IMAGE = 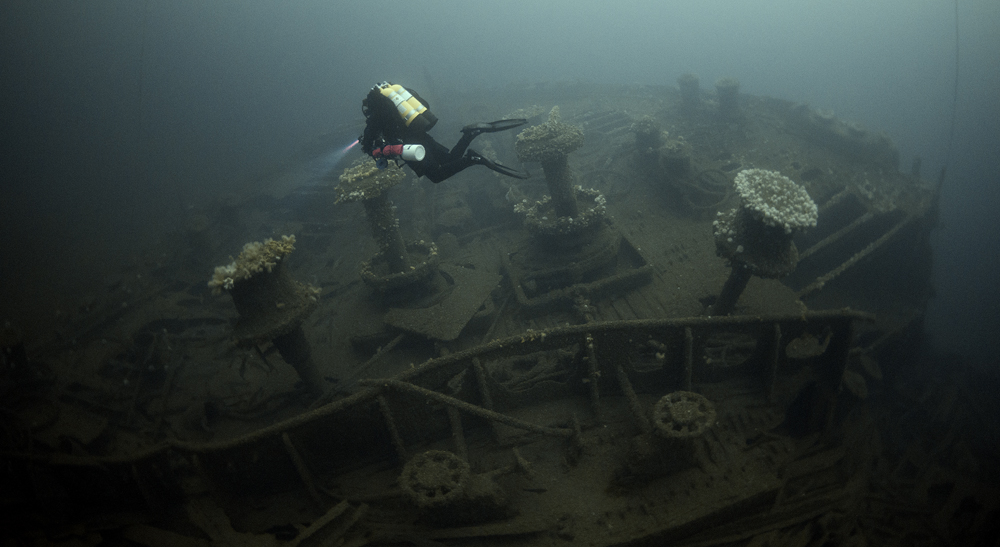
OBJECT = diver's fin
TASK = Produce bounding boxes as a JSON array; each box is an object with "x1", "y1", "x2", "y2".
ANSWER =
[
  {"x1": 468, "y1": 151, "x2": 530, "y2": 179},
  {"x1": 461, "y1": 118, "x2": 528, "y2": 137},
  {"x1": 488, "y1": 161, "x2": 530, "y2": 179}
]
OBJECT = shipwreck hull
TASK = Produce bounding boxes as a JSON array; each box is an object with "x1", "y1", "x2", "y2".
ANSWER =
[{"x1": 4, "y1": 83, "x2": 994, "y2": 546}]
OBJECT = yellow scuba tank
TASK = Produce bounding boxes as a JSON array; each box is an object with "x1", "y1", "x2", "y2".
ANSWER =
[{"x1": 376, "y1": 82, "x2": 437, "y2": 132}]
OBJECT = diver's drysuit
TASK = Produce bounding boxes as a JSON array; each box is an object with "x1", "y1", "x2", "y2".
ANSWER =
[{"x1": 359, "y1": 82, "x2": 528, "y2": 183}]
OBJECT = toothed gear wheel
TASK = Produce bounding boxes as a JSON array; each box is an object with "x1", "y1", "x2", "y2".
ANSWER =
[
  {"x1": 400, "y1": 450, "x2": 470, "y2": 508},
  {"x1": 653, "y1": 391, "x2": 716, "y2": 439}
]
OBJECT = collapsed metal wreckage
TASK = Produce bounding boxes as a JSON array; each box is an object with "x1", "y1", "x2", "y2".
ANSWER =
[{"x1": 3, "y1": 81, "x2": 996, "y2": 546}]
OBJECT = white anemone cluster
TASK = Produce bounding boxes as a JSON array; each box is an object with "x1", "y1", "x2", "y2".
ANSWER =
[
  {"x1": 335, "y1": 158, "x2": 406, "y2": 203},
  {"x1": 208, "y1": 235, "x2": 296, "y2": 294},
  {"x1": 514, "y1": 186, "x2": 606, "y2": 236},
  {"x1": 733, "y1": 169, "x2": 817, "y2": 234},
  {"x1": 712, "y1": 210, "x2": 738, "y2": 245}
]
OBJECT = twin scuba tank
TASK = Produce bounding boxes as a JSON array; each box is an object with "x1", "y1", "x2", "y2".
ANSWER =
[
  {"x1": 368, "y1": 82, "x2": 437, "y2": 166},
  {"x1": 376, "y1": 82, "x2": 438, "y2": 133}
]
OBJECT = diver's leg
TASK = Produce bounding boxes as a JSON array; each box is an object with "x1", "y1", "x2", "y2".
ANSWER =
[
  {"x1": 423, "y1": 151, "x2": 528, "y2": 182},
  {"x1": 448, "y1": 131, "x2": 478, "y2": 159},
  {"x1": 422, "y1": 156, "x2": 477, "y2": 183}
]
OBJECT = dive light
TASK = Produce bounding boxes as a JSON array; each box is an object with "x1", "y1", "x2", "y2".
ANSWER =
[{"x1": 373, "y1": 144, "x2": 425, "y2": 162}]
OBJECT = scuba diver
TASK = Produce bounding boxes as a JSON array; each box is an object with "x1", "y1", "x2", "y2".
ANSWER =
[{"x1": 359, "y1": 82, "x2": 529, "y2": 183}]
